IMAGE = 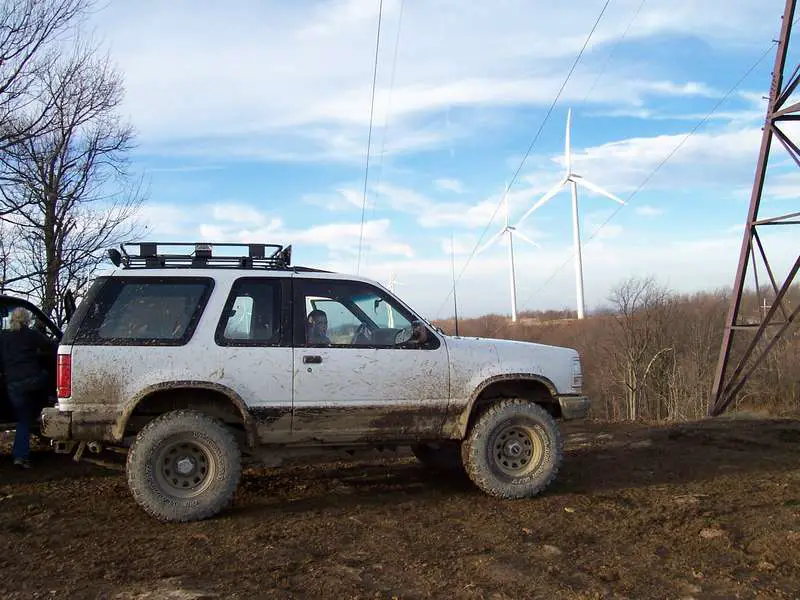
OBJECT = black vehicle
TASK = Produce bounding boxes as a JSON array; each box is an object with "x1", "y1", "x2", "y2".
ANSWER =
[{"x1": 0, "y1": 295, "x2": 63, "y2": 433}]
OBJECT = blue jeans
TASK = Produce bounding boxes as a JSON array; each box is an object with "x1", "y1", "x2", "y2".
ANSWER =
[{"x1": 7, "y1": 375, "x2": 46, "y2": 460}]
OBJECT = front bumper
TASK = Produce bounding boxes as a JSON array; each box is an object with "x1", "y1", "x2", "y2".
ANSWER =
[
  {"x1": 557, "y1": 395, "x2": 591, "y2": 420},
  {"x1": 41, "y1": 407, "x2": 119, "y2": 441}
]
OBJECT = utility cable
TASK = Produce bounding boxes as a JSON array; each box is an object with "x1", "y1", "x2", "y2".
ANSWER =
[
  {"x1": 356, "y1": 0, "x2": 385, "y2": 274},
  {"x1": 364, "y1": 0, "x2": 405, "y2": 271},
  {"x1": 579, "y1": 0, "x2": 647, "y2": 107}
]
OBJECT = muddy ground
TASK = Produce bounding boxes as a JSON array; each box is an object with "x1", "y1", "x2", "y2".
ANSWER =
[{"x1": 1, "y1": 416, "x2": 800, "y2": 599}]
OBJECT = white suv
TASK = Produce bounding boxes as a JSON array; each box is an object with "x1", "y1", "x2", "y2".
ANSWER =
[{"x1": 42, "y1": 242, "x2": 589, "y2": 522}]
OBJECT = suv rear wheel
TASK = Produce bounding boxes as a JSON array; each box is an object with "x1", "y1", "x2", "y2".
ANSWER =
[
  {"x1": 126, "y1": 409, "x2": 241, "y2": 522},
  {"x1": 461, "y1": 399, "x2": 563, "y2": 499}
]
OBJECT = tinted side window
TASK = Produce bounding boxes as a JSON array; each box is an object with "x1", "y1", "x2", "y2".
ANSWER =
[
  {"x1": 74, "y1": 277, "x2": 213, "y2": 346},
  {"x1": 61, "y1": 277, "x2": 109, "y2": 345},
  {"x1": 215, "y1": 278, "x2": 283, "y2": 346},
  {"x1": 294, "y1": 279, "x2": 437, "y2": 349}
]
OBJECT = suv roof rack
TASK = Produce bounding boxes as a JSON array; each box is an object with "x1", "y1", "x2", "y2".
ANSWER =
[{"x1": 109, "y1": 242, "x2": 295, "y2": 270}]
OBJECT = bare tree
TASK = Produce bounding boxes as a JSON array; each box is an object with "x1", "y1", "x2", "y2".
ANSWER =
[
  {"x1": 0, "y1": 45, "x2": 142, "y2": 324},
  {"x1": 0, "y1": 0, "x2": 91, "y2": 153},
  {"x1": 607, "y1": 276, "x2": 673, "y2": 420}
]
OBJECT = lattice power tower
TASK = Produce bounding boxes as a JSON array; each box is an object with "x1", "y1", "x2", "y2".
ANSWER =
[{"x1": 711, "y1": 0, "x2": 800, "y2": 415}]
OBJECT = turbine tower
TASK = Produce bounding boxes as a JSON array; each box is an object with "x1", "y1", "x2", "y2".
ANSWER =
[
  {"x1": 477, "y1": 182, "x2": 539, "y2": 322},
  {"x1": 516, "y1": 108, "x2": 625, "y2": 319},
  {"x1": 386, "y1": 271, "x2": 401, "y2": 328}
]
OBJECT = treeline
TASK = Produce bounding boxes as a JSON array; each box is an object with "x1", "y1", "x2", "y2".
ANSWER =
[{"x1": 435, "y1": 277, "x2": 800, "y2": 422}]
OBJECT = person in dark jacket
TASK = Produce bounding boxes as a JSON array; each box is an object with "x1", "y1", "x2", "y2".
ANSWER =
[{"x1": 1, "y1": 308, "x2": 54, "y2": 468}]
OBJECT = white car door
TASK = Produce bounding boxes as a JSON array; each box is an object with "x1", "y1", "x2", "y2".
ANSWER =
[
  {"x1": 291, "y1": 277, "x2": 450, "y2": 444},
  {"x1": 212, "y1": 276, "x2": 293, "y2": 443}
]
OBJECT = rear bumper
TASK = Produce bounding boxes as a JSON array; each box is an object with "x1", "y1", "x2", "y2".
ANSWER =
[
  {"x1": 557, "y1": 395, "x2": 591, "y2": 420},
  {"x1": 40, "y1": 407, "x2": 118, "y2": 441},
  {"x1": 41, "y1": 408, "x2": 71, "y2": 439}
]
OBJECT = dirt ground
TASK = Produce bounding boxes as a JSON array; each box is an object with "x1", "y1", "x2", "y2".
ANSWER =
[{"x1": 2, "y1": 416, "x2": 800, "y2": 600}]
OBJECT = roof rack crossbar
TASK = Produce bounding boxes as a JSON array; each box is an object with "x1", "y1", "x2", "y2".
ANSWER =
[{"x1": 112, "y1": 242, "x2": 293, "y2": 271}]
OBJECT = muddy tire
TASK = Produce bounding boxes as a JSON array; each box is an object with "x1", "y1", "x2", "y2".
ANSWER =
[
  {"x1": 411, "y1": 442, "x2": 463, "y2": 471},
  {"x1": 462, "y1": 399, "x2": 563, "y2": 499},
  {"x1": 126, "y1": 409, "x2": 241, "y2": 523}
]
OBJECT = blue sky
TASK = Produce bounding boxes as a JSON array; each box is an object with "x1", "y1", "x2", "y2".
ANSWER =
[{"x1": 89, "y1": 0, "x2": 799, "y2": 319}]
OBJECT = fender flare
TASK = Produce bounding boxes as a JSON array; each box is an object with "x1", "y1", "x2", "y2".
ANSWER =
[
  {"x1": 452, "y1": 373, "x2": 559, "y2": 438},
  {"x1": 116, "y1": 381, "x2": 257, "y2": 447}
]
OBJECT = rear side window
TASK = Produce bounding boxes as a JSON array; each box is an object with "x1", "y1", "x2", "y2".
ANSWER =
[
  {"x1": 74, "y1": 277, "x2": 213, "y2": 346},
  {"x1": 215, "y1": 278, "x2": 284, "y2": 346}
]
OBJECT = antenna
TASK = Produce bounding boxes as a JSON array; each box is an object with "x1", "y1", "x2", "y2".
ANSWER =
[{"x1": 451, "y1": 233, "x2": 460, "y2": 336}]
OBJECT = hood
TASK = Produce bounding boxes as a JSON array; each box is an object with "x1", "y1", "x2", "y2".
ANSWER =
[{"x1": 443, "y1": 335, "x2": 579, "y2": 396}]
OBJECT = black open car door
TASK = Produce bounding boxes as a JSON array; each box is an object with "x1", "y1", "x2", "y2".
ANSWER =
[{"x1": 0, "y1": 296, "x2": 62, "y2": 430}]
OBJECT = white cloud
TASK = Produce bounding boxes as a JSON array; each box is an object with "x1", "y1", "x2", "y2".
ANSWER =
[
  {"x1": 209, "y1": 203, "x2": 277, "y2": 226},
  {"x1": 434, "y1": 178, "x2": 465, "y2": 193},
  {"x1": 90, "y1": 1, "x2": 778, "y2": 161},
  {"x1": 762, "y1": 170, "x2": 800, "y2": 201},
  {"x1": 522, "y1": 126, "x2": 765, "y2": 198},
  {"x1": 303, "y1": 188, "x2": 366, "y2": 212},
  {"x1": 138, "y1": 204, "x2": 186, "y2": 236},
  {"x1": 137, "y1": 201, "x2": 412, "y2": 260},
  {"x1": 639, "y1": 81, "x2": 719, "y2": 98},
  {"x1": 635, "y1": 205, "x2": 664, "y2": 217}
]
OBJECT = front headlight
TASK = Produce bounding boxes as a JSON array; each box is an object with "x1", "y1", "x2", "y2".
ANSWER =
[{"x1": 572, "y1": 356, "x2": 583, "y2": 393}]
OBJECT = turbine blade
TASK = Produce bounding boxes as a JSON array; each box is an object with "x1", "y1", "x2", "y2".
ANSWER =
[
  {"x1": 575, "y1": 176, "x2": 626, "y2": 204},
  {"x1": 565, "y1": 108, "x2": 572, "y2": 174},
  {"x1": 476, "y1": 229, "x2": 505, "y2": 255},
  {"x1": 515, "y1": 179, "x2": 566, "y2": 228},
  {"x1": 514, "y1": 230, "x2": 540, "y2": 248}
]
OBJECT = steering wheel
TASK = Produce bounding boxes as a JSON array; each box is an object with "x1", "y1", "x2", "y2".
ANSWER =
[
  {"x1": 394, "y1": 326, "x2": 414, "y2": 346},
  {"x1": 352, "y1": 323, "x2": 373, "y2": 345}
]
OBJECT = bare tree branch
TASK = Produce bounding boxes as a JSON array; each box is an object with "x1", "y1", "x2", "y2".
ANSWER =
[
  {"x1": 0, "y1": 41, "x2": 143, "y2": 324},
  {"x1": 0, "y1": 0, "x2": 93, "y2": 151}
]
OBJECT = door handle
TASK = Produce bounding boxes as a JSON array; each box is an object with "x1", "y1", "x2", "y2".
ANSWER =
[{"x1": 303, "y1": 355, "x2": 323, "y2": 364}]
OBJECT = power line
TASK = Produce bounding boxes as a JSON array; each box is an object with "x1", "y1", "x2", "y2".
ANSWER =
[
  {"x1": 364, "y1": 0, "x2": 405, "y2": 271},
  {"x1": 356, "y1": 0, "x2": 385, "y2": 274},
  {"x1": 579, "y1": 0, "x2": 647, "y2": 107},
  {"x1": 503, "y1": 39, "x2": 778, "y2": 329},
  {"x1": 433, "y1": 0, "x2": 614, "y2": 318}
]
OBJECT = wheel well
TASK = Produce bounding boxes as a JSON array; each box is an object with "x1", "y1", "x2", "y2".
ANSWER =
[
  {"x1": 125, "y1": 388, "x2": 250, "y2": 446},
  {"x1": 466, "y1": 379, "x2": 560, "y2": 434}
]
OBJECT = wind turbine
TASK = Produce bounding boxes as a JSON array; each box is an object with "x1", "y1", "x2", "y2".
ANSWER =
[
  {"x1": 515, "y1": 108, "x2": 626, "y2": 320},
  {"x1": 477, "y1": 182, "x2": 539, "y2": 322}
]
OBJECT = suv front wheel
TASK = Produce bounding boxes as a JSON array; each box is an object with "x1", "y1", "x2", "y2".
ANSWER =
[
  {"x1": 126, "y1": 409, "x2": 241, "y2": 522},
  {"x1": 461, "y1": 399, "x2": 563, "y2": 499}
]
